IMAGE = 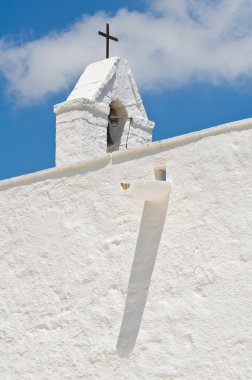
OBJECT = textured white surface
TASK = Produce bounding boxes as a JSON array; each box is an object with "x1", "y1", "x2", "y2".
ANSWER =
[
  {"x1": 0, "y1": 121, "x2": 252, "y2": 379},
  {"x1": 67, "y1": 57, "x2": 119, "y2": 101},
  {"x1": 54, "y1": 57, "x2": 154, "y2": 166}
]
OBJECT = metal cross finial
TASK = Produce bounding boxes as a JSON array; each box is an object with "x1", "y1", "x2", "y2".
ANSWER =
[{"x1": 98, "y1": 23, "x2": 118, "y2": 59}]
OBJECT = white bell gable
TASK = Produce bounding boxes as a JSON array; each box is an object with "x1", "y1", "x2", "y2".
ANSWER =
[{"x1": 54, "y1": 57, "x2": 154, "y2": 166}]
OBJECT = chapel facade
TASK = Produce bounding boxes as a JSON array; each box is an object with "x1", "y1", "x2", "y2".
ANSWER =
[{"x1": 0, "y1": 56, "x2": 251, "y2": 379}]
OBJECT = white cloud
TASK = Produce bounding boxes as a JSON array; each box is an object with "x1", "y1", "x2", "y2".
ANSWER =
[{"x1": 1, "y1": 0, "x2": 252, "y2": 103}]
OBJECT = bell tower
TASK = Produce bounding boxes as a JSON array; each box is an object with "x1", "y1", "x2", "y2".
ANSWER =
[{"x1": 54, "y1": 56, "x2": 154, "y2": 167}]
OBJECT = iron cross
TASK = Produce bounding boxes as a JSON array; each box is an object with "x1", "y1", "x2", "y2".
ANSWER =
[{"x1": 98, "y1": 23, "x2": 118, "y2": 59}]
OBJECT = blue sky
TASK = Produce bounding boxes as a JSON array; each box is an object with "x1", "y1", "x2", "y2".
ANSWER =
[{"x1": 1, "y1": 0, "x2": 252, "y2": 180}]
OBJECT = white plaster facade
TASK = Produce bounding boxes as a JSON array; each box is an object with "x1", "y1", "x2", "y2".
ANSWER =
[{"x1": 0, "y1": 57, "x2": 252, "y2": 379}]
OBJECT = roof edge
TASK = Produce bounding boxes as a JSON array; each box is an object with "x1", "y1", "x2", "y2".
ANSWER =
[{"x1": 1, "y1": 117, "x2": 252, "y2": 190}]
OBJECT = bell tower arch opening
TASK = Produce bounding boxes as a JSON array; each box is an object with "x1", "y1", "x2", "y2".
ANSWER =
[{"x1": 107, "y1": 101, "x2": 128, "y2": 152}]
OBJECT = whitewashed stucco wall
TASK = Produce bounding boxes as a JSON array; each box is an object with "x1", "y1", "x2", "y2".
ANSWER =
[{"x1": 0, "y1": 122, "x2": 252, "y2": 379}]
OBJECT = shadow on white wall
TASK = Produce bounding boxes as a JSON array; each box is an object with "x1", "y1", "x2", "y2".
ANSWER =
[{"x1": 117, "y1": 181, "x2": 170, "y2": 356}]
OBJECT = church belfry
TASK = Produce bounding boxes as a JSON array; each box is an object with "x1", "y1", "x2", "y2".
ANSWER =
[
  {"x1": 54, "y1": 56, "x2": 154, "y2": 167},
  {"x1": 107, "y1": 101, "x2": 131, "y2": 152}
]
